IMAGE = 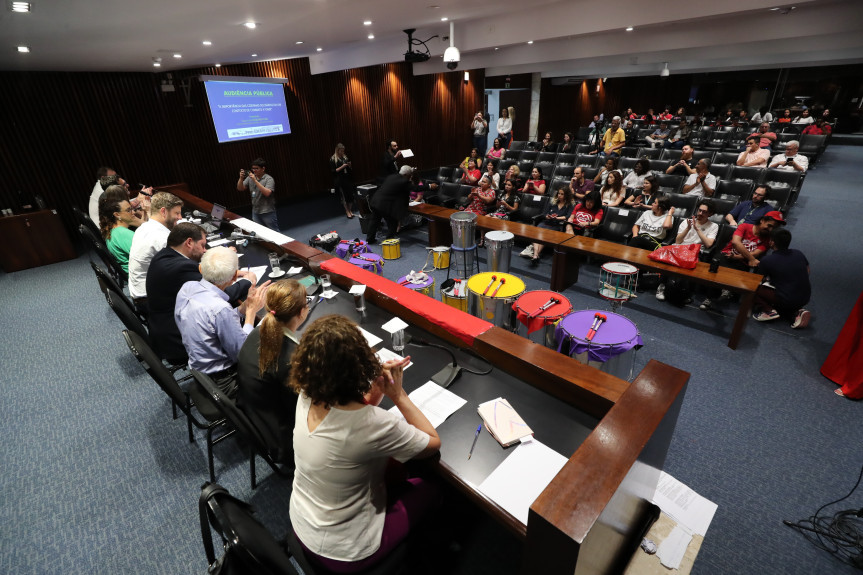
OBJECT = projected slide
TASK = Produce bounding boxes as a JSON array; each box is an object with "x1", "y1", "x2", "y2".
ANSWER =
[{"x1": 204, "y1": 81, "x2": 291, "y2": 143}]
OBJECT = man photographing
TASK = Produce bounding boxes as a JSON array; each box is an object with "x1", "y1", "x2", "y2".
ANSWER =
[{"x1": 237, "y1": 158, "x2": 278, "y2": 231}]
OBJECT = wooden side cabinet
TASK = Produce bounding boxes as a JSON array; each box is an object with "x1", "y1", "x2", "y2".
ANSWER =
[{"x1": 0, "y1": 210, "x2": 77, "y2": 272}]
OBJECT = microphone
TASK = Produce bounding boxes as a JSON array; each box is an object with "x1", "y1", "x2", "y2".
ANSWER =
[
  {"x1": 410, "y1": 336, "x2": 462, "y2": 388},
  {"x1": 230, "y1": 230, "x2": 259, "y2": 241},
  {"x1": 193, "y1": 209, "x2": 209, "y2": 219}
]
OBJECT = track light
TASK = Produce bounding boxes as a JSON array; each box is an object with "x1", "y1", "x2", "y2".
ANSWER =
[{"x1": 660, "y1": 62, "x2": 670, "y2": 77}]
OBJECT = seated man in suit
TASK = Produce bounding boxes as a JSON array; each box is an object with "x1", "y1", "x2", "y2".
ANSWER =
[
  {"x1": 147, "y1": 223, "x2": 254, "y2": 363},
  {"x1": 175, "y1": 247, "x2": 270, "y2": 396}
]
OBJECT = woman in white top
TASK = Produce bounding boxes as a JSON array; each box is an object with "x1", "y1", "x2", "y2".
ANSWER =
[
  {"x1": 480, "y1": 159, "x2": 500, "y2": 189},
  {"x1": 497, "y1": 107, "x2": 514, "y2": 148},
  {"x1": 622, "y1": 158, "x2": 650, "y2": 192},
  {"x1": 792, "y1": 109, "x2": 814, "y2": 125},
  {"x1": 289, "y1": 315, "x2": 441, "y2": 573},
  {"x1": 630, "y1": 196, "x2": 675, "y2": 251},
  {"x1": 599, "y1": 170, "x2": 625, "y2": 207}
]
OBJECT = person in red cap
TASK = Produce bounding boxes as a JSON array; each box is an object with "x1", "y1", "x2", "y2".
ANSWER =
[{"x1": 699, "y1": 211, "x2": 784, "y2": 310}]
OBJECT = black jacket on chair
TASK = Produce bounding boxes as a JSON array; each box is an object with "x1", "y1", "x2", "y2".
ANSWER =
[{"x1": 146, "y1": 247, "x2": 251, "y2": 363}]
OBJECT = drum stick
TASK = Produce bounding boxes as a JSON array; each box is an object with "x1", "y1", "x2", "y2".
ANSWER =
[
  {"x1": 490, "y1": 277, "x2": 506, "y2": 297},
  {"x1": 454, "y1": 279, "x2": 462, "y2": 297},
  {"x1": 482, "y1": 275, "x2": 498, "y2": 296},
  {"x1": 528, "y1": 297, "x2": 558, "y2": 319},
  {"x1": 587, "y1": 313, "x2": 608, "y2": 341},
  {"x1": 586, "y1": 312, "x2": 602, "y2": 340}
]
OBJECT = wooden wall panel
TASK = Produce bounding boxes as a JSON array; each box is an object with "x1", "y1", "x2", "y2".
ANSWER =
[{"x1": 0, "y1": 60, "x2": 482, "y2": 247}]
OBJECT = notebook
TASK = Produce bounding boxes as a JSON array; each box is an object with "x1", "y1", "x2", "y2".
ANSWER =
[{"x1": 477, "y1": 398, "x2": 533, "y2": 447}]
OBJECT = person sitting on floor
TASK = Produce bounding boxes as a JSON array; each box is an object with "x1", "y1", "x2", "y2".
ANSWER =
[
  {"x1": 175, "y1": 246, "x2": 270, "y2": 397},
  {"x1": 629, "y1": 196, "x2": 674, "y2": 251},
  {"x1": 753, "y1": 228, "x2": 811, "y2": 329},
  {"x1": 681, "y1": 159, "x2": 717, "y2": 199},
  {"x1": 737, "y1": 137, "x2": 770, "y2": 167},
  {"x1": 530, "y1": 186, "x2": 574, "y2": 264},
  {"x1": 768, "y1": 140, "x2": 809, "y2": 172},
  {"x1": 725, "y1": 185, "x2": 773, "y2": 227},
  {"x1": 565, "y1": 190, "x2": 603, "y2": 236},
  {"x1": 288, "y1": 315, "x2": 441, "y2": 574},
  {"x1": 237, "y1": 279, "x2": 309, "y2": 462}
]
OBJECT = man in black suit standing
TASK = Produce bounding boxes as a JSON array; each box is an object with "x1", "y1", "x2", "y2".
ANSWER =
[
  {"x1": 146, "y1": 223, "x2": 254, "y2": 363},
  {"x1": 366, "y1": 166, "x2": 413, "y2": 245}
]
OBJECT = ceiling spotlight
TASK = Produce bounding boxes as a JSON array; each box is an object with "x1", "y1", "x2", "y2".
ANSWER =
[
  {"x1": 251, "y1": 53, "x2": 258, "y2": 57},
  {"x1": 316, "y1": 47, "x2": 322, "y2": 52},
  {"x1": 368, "y1": 34, "x2": 374, "y2": 39},
  {"x1": 17, "y1": 45, "x2": 30, "y2": 53},
  {"x1": 626, "y1": 26, "x2": 634, "y2": 32},
  {"x1": 527, "y1": 40, "x2": 533, "y2": 44},
  {"x1": 215, "y1": 63, "x2": 221, "y2": 68},
  {"x1": 244, "y1": 21, "x2": 256, "y2": 29},
  {"x1": 494, "y1": 47, "x2": 499, "y2": 51},
  {"x1": 363, "y1": 20, "x2": 372, "y2": 25},
  {"x1": 11, "y1": 2, "x2": 31, "y2": 12},
  {"x1": 660, "y1": 62, "x2": 670, "y2": 77},
  {"x1": 153, "y1": 62, "x2": 160, "y2": 67},
  {"x1": 295, "y1": 41, "x2": 303, "y2": 45},
  {"x1": 441, "y1": 17, "x2": 448, "y2": 21},
  {"x1": 202, "y1": 40, "x2": 212, "y2": 46}
]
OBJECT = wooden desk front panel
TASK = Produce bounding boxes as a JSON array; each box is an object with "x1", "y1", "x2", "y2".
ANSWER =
[{"x1": 0, "y1": 210, "x2": 76, "y2": 272}]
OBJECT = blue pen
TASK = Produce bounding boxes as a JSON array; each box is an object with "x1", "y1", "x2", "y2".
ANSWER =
[{"x1": 468, "y1": 423, "x2": 482, "y2": 460}]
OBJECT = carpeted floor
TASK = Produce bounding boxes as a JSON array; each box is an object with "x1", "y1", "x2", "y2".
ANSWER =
[{"x1": 0, "y1": 146, "x2": 861, "y2": 574}]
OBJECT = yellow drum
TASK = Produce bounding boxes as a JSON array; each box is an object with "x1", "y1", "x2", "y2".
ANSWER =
[
  {"x1": 441, "y1": 279, "x2": 468, "y2": 312},
  {"x1": 466, "y1": 272, "x2": 526, "y2": 330},
  {"x1": 432, "y1": 246, "x2": 450, "y2": 269},
  {"x1": 381, "y1": 238, "x2": 401, "y2": 260}
]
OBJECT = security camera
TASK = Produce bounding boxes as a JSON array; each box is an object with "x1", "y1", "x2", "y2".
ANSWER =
[{"x1": 444, "y1": 46, "x2": 460, "y2": 70}]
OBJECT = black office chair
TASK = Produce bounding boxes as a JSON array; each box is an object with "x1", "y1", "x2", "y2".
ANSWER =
[
  {"x1": 555, "y1": 153, "x2": 576, "y2": 166},
  {"x1": 192, "y1": 370, "x2": 293, "y2": 489},
  {"x1": 715, "y1": 179, "x2": 753, "y2": 201},
  {"x1": 596, "y1": 206, "x2": 640, "y2": 244},
  {"x1": 434, "y1": 166, "x2": 453, "y2": 184},
  {"x1": 655, "y1": 174, "x2": 685, "y2": 195},
  {"x1": 637, "y1": 147, "x2": 661, "y2": 160},
  {"x1": 618, "y1": 146, "x2": 639, "y2": 158},
  {"x1": 763, "y1": 169, "x2": 803, "y2": 205},
  {"x1": 618, "y1": 157, "x2": 638, "y2": 173},
  {"x1": 574, "y1": 127, "x2": 592, "y2": 143},
  {"x1": 703, "y1": 131, "x2": 730, "y2": 151},
  {"x1": 691, "y1": 150, "x2": 716, "y2": 163},
  {"x1": 536, "y1": 152, "x2": 557, "y2": 165},
  {"x1": 708, "y1": 198, "x2": 739, "y2": 224},
  {"x1": 73, "y1": 205, "x2": 100, "y2": 241},
  {"x1": 199, "y1": 482, "x2": 300, "y2": 575},
  {"x1": 575, "y1": 143, "x2": 594, "y2": 155},
  {"x1": 764, "y1": 185, "x2": 793, "y2": 213},
  {"x1": 517, "y1": 160, "x2": 535, "y2": 176},
  {"x1": 575, "y1": 154, "x2": 599, "y2": 168},
  {"x1": 426, "y1": 182, "x2": 460, "y2": 208},
  {"x1": 508, "y1": 140, "x2": 527, "y2": 152},
  {"x1": 713, "y1": 151, "x2": 740, "y2": 166},
  {"x1": 513, "y1": 194, "x2": 550, "y2": 225},
  {"x1": 660, "y1": 149, "x2": 682, "y2": 162},
  {"x1": 731, "y1": 166, "x2": 766, "y2": 185},
  {"x1": 79, "y1": 224, "x2": 128, "y2": 289},
  {"x1": 665, "y1": 193, "x2": 699, "y2": 219},
  {"x1": 708, "y1": 164, "x2": 733, "y2": 181},
  {"x1": 91, "y1": 261, "x2": 137, "y2": 316},
  {"x1": 449, "y1": 167, "x2": 464, "y2": 184},
  {"x1": 552, "y1": 165, "x2": 575, "y2": 182},
  {"x1": 497, "y1": 158, "x2": 516, "y2": 173},
  {"x1": 123, "y1": 330, "x2": 234, "y2": 482},
  {"x1": 648, "y1": 159, "x2": 671, "y2": 174}
]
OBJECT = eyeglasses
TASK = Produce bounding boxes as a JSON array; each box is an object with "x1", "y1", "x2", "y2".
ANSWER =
[{"x1": 696, "y1": 208, "x2": 710, "y2": 214}]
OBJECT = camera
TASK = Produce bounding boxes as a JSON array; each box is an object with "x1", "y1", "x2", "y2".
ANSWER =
[{"x1": 444, "y1": 46, "x2": 460, "y2": 70}]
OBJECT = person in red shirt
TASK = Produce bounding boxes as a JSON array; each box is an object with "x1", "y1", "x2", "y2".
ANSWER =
[
  {"x1": 777, "y1": 109, "x2": 792, "y2": 123},
  {"x1": 700, "y1": 211, "x2": 785, "y2": 310},
  {"x1": 460, "y1": 159, "x2": 481, "y2": 186},
  {"x1": 748, "y1": 122, "x2": 777, "y2": 149},
  {"x1": 802, "y1": 118, "x2": 832, "y2": 135}
]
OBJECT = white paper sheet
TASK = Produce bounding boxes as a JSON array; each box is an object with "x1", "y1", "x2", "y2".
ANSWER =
[
  {"x1": 651, "y1": 471, "x2": 718, "y2": 537},
  {"x1": 231, "y1": 217, "x2": 294, "y2": 245},
  {"x1": 381, "y1": 317, "x2": 409, "y2": 333},
  {"x1": 387, "y1": 381, "x2": 466, "y2": 428},
  {"x1": 349, "y1": 284, "x2": 367, "y2": 296},
  {"x1": 657, "y1": 525, "x2": 692, "y2": 569},
  {"x1": 375, "y1": 347, "x2": 413, "y2": 370},
  {"x1": 400, "y1": 149, "x2": 414, "y2": 158},
  {"x1": 478, "y1": 440, "x2": 568, "y2": 526},
  {"x1": 207, "y1": 238, "x2": 231, "y2": 247},
  {"x1": 358, "y1": 327, "x2": 382, "y2": 348},
  {"x1": 287, "y1": 266, "x2": 303, "y2": 275},
  {"x1": 238, "y1": 266, "x2": 268, "y2": 284}
]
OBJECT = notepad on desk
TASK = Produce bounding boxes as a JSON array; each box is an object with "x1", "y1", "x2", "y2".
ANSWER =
[
  {"x1": 388, "y1": 381, "x2": 466, "y2": 428},
  {"x1": 477, "y1": 398, "x2": 533, "y2": 447}
]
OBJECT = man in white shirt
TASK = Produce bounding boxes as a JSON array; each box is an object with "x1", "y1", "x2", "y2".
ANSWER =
[
  {"x1": 681, "y1": 159, "x2": 717, "y2": 198},
  {"x1": 768, "y1": 140, "x2": 808, "y2": 172},
  {"x1": 127, "y1": 192, "x2": 184, "y2": 312}
]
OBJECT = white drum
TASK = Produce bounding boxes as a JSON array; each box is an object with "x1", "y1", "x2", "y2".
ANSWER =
[
  {"x1": 484, "y1": 230, "x2": 514, "y2": 273},
  {"x1": 599, "y1": 262, "x2": 638, "y2": 311},
  {"x1": 450, "y1": 211, "x2": 477, "y2": 250}
]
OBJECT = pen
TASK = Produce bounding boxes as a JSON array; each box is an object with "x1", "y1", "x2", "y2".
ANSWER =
[{"x1": 468, "y1": 423, "x2": 482, "y2": 460}]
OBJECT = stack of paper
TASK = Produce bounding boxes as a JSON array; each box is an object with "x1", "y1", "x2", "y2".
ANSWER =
[
  {"x1": 477, "y1": 398, "x2": 533, "y2": 446},
  {"x1": 231, "y1": 217, "x2": 294, "y2": 245},
  {"x1": 387, "y1": 381, "x2": 466, "y2": 428}
]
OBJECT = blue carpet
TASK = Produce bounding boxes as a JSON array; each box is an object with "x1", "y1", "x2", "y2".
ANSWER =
[{"x1": 1, "y1": 147, "x2": 861, "y2": 574}]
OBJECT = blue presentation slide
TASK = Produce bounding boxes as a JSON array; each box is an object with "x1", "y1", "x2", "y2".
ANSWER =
[{"x1": 204, "y1": 81, "x2": 291, "y2": 143}]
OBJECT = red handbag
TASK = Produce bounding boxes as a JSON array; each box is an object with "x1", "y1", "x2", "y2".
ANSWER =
[{"x1": 647, "y1": 243, "x2": 700, "y2": 269}]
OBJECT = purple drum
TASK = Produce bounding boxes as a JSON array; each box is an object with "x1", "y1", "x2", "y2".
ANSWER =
[
  {"x1": 349, "y1": 253, "x2": 384, "y2": 275},
  {"x1": 336, "y1": 240, "x2": 370, "y2": 260},
  {"x1": 397, "y1": 274, "x2": 435, "y2": 297},
  {"x1": 555, "y1": 309, "x2": 643, "y2": 381}
]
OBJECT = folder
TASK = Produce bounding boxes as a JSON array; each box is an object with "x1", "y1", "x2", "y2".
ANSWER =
[{"x1": 477, "y1": 398, "x2": 533, "y2": 447}]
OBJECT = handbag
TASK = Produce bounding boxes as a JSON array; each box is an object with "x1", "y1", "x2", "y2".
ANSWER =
[{"x1": 647, "y1": 243, "x2": 700, "y2": 269}]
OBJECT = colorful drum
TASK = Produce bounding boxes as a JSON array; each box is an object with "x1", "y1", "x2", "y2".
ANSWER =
[
  {"x1": 432, "y1": 246, "x2": 450, "y2": 269},
  {"x1": 599, "y1": 262, "x2": 639, "y2": 308},
  {"x1": 466, "y1": 272, "x2": 526, "y2": 330},
  {"x1": 398, "y1": 274, "x2": 435, "y2": 297},
  {"x1": 441, "y1": 280, "x2": 468, "y2": 312},
  {"x1": 555, "y1": 310, "x2": 643, "y2": 381},
  {"x1": 450, "y1": 211, "x2": 477, "y2": 250},
  {"x1": 381, "y1": 238, "x2": 401, "y2": 260},
  {"x1": 348, "y1": 253, "x2": 384, "y2": 275},
  {"x1": 484, "y1": 230, "x2": 514, "y2": 273},
  {"x1": 335, "y1": 240, "x2": 370, "y2": 260},
  {"x1": 513, "y1": 290, "x2": 573, "y2": 348}
]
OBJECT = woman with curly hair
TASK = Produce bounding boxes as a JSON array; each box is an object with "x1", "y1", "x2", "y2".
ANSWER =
[
  {"x1": 289, "y1": 315, "x2": 441, "y2": 573},
  {"x1": 236, "y1": 279, "x2": 308, "y2": 461},
  {"x1": 98, "y1": 185, "x2": 144, "y2": 273}
]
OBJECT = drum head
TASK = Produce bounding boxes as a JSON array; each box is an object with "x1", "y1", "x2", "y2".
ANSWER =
[
  {"x1": 485, "y1": 230, "x2": 514, "y2": 242},
  {"x1": 450, "y1": 211, "x2": 477, "y2": 223},
  {"x1": 467, "y1": 272, "x2": 526, "y2": 298},
  {"x1": 601, "y1": 261, "x2": 638, "y2": 275},
  {"x1": 432, "y1": 246, "x2": 450, "y2": 253}
]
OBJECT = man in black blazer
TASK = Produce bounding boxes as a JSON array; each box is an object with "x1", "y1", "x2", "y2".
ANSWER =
[
  {"x1": 146, "y1": 223, "x2": 253, "y2": 363},
  {"x1": 366, "y1": 166, "x2": 413, "y2": 245}
]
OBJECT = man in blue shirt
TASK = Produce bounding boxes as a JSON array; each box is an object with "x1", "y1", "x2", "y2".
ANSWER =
[
  {"x1": 725, "y1": 185, "x2": 773, "y2": 227},
  {"x1": 175, "y1": 246, "x2": 270, "y2": 396}
]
